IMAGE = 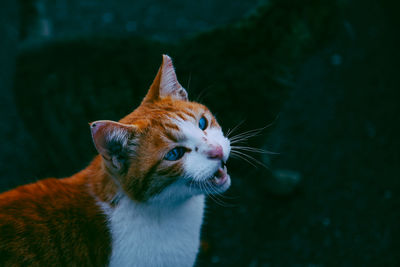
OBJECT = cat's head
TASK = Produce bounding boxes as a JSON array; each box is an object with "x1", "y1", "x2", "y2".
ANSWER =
[{"x1": 90, "y1": 55, "x2": 231, "y2": 202}]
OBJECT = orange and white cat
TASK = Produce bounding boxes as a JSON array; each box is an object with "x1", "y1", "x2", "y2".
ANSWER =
[{"x1": 0, "y1": 55, "x2": 231, "y2": 266}]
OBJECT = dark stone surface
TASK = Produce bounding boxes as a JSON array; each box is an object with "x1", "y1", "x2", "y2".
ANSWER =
[
  {"x1": 20, "y1": 0, "x2": 260, "y2": 42},
  {"x1": 1, "y1": 0, "x2": 399, "y2": 266},
  {"x1": 0, "y1": 0, "x2": 36, "y2": 189}
]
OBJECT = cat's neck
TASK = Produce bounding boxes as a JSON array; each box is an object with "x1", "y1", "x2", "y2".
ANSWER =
[{"x1": 64, "y1": 156, "x2": 119, "y2": 205}]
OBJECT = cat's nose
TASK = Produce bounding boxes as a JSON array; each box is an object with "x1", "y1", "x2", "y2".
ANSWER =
[{"x1": 207, "y1": 145, "x2": 223, "y2": 160}]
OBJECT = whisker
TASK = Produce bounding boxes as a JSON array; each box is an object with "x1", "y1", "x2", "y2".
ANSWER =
[
  {"x1": 230, "y1": 134, "x2": 263, "y2": 145},
  {"x1": 230, "y1": 152, "x2": 258, "y2": 168},
  {"x1": 200, "y1": 181, "x2": 221, "y2": 206},
  {"x1": 204, "y1": 183, "x2": 232, "y2": 207},
  {"x1": 227, "y1": 118, "x2": 279, "y2": 169},
  {"x1": 231, "y1": 150, "x2": 269, "y2": 169},
  {"x1": 226, "y1": 120, "x2": 245, "y2": 138},
  {"x1": 207, "y1": 183, "x2": 235, "y2": 201},
  {"x1": 228, "y1": 118, "x2": 278, "y2": 142},
  {"x1": 210, "y1": 189, "x2": 237, "y2": 200},
  {"x1": 230, "y1": 136, "x2": 262, "y2": 145},
  {"x1": 229, "y1": 129, "x2": 264, "y2": 141},
  {"x1": 231, "y1": 146, "x2": 266, "y2": 153},
  {"x1": 231, "y1": 146, "x2": 279, "y2": 155},
  {"x1": 229, "y1": 132, "x2": 264, "y2": 143}
]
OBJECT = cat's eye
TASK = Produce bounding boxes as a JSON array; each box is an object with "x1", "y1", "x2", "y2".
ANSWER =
[
  {"x1": 199, "y1": 117, "x2": 208, "y2": 130},
  {"x1": 164, "y1": 147, "x2": 186, "y2": 161}
]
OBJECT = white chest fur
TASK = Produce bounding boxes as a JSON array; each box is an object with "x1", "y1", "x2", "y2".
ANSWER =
[{"x1": 102, "y1": 194, "x2": 205, "y2": 267}]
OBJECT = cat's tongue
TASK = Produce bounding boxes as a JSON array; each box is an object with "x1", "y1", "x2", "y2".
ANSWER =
[{"x1": 212, "y1": 165, "x2": 228, "y2": 185}]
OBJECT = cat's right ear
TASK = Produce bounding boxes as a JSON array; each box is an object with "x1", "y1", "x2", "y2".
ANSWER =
[
  {"x1": 142, "y1": 54, "x2": 188, "y2": 103},
  {"x1": 90, "y1": 120, "x2": 136, "y2": 173}
]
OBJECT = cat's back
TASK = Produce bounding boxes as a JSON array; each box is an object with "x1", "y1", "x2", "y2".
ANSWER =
[{"x1": 0, "y1": 178, "x2": 111, "y2": 266}]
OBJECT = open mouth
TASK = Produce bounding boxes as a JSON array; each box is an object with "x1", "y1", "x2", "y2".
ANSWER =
[
  {"x1": 207, "y1": 161, "x2": 229, "y2": 186},
  {"x1": 186, "y1": 160, "x2": 231, "y2": 193}
]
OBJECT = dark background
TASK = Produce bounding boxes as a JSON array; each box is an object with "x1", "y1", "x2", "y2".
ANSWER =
[{"x1": 1, "y1": 0, "x2": 399, "y2": 266}]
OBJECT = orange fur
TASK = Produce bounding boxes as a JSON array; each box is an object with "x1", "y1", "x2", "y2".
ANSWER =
[
  {"x1": 0, "y1": 170, "x2": 111, "y2": 265},
  {"x1": 0, "y1": 55, "x2": 222, "y2": 265}
]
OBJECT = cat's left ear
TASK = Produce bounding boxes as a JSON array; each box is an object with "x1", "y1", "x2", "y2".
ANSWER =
[
  {"x1": 90, "y1": 120, "x2": 137, "y2": 173},
  {"x1": 143, "y1": 54, "x2": 188, "y2": 103}
]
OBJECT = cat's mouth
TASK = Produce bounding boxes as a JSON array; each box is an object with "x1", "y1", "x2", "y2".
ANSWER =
[
  {"x1": 200, "y1": 160, "x2": 231, "y2": 192},
  {"x1": 208, "y1": 161, "x2": 229, "y2": 186},
  {"x1": 186, "y1": 160, "x2": 231, "y2": 193}
]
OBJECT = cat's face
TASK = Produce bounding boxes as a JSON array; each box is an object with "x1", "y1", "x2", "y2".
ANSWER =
[{"x1": 91, "y1": 55, "x2": 231, "y2": 202}]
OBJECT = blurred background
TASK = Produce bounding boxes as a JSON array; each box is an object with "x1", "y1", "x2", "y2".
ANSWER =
[{"x1": 0, "y1": 0, "x2": 399, "y2": 265}]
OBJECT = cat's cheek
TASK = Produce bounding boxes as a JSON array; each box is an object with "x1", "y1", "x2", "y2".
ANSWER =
[{"x1": 182, "y1": 153, "x2": 219, "y2": 182}]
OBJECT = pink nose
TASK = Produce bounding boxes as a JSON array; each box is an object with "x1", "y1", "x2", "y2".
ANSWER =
[{"x1": 207, "y1": 145, "x2": 224, "y2": 160}]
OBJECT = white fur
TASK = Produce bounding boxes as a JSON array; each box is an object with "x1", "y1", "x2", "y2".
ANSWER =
[
  {"x1": 175, "y1": 119, "x2": 231, "y2": 182},
  {"x1": 101, "y1": 193, "x2": 205, "y2": 267},
  {"x1": 99, "y1": 114, "x2": 230, "y2": 267}
]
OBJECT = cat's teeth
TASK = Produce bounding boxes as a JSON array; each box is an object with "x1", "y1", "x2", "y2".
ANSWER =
[{"x1": 210, "y1": 166, "x2": 228, "y2": 186}]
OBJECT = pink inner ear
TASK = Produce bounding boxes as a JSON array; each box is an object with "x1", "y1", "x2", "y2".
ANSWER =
[
  {"x1": 142, "y1": 55, "x2": 188, "y2": 103},
  {"x1": 163, "y1": 56, "x2": 174, "y2": 70},
  {"x1": 159, "y1": 55, "x2": 185, "y2": 98},
  {"x1": 90, "y1": 121, "x2": 111, "y2": 159}
]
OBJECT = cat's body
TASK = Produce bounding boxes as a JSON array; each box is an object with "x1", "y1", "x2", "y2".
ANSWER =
[
  {"x1": 0, "y1": 55, "x2": 231, "y2": 266},
  {"x1": 0, "y1": 170, "x2": 111, "y2": 266}
]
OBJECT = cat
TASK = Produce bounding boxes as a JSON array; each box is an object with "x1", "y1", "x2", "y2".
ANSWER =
[{"x1": 0, "y1": 55, "x2": 231, "y2": 266}]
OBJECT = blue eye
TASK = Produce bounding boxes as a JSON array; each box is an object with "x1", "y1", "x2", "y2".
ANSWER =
[
  {"x1": 199, "y1": 117, "x2": 208, "y2": 130},
  {"x1": 164, "y1": 147, "x2": 186, "y2": 161}
]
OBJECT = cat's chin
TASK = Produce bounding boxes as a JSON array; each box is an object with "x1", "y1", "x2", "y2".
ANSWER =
[{"x1": 187, "y1": 163, "x2": 231, "y2": 194}]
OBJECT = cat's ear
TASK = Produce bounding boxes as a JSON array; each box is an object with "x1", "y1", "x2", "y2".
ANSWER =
[
  {"x1": 143, "y1": 54, "x2": 188, "y2": 103},
  {"x1": 90, "y1": 120, "x2": 136, "y2": 173}
]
